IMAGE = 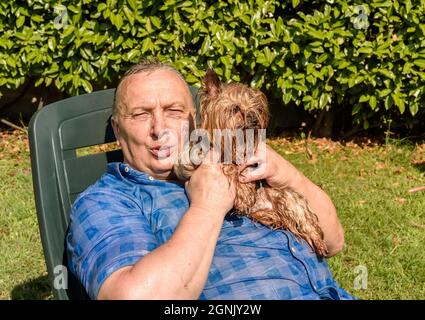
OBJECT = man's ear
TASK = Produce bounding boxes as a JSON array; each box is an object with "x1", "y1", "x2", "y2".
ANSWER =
[
  {"x1": 111, "y1": 116, "x2": 121, "y2": 146},
  {"x1": 201, "y1": 68, "x2": 221, "y2": 101}
]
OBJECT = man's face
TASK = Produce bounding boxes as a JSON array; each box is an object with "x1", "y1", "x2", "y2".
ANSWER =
[{"x1": 112, "y1": 70, "x2": 195, "y2": 180}]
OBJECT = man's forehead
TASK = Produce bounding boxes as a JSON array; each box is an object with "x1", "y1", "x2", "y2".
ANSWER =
[{"x1": 118, "y1": 70, "x2": 194, "y2": 111}]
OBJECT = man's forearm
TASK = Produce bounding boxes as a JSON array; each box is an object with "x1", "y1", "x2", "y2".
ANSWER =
[{"x1": 98, "y1": 206, "x2": 224, "y2": 299}]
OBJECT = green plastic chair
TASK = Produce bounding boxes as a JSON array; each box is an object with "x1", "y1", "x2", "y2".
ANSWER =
[{"x1": 29, "y1": 87, "x2": 199, "y2": 300}]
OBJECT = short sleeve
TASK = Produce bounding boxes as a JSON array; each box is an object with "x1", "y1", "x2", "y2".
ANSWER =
[{"x1": 66, "y1": 189, "x2": 159, "y2": 299}]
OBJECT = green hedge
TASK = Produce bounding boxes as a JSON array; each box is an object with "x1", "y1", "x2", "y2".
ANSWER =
[{"x1": 1, "y1": 0, "x2": 424, "y2": 130}]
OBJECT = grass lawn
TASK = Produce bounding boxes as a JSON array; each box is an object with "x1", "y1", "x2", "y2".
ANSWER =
[
  {"x1": 0, "y1": 129, "x2": 424, "y2": 299},
  {"x1": 0, "y1": 130, "x2": 51, "y2": 299}
]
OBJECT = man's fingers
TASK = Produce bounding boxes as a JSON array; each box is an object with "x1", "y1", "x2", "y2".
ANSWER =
[
  {"x1": 239, "y1": 163, "x2": 267, "y2": 182},
  {"x1": 240, "y1": 143, "x2": 267, "y2": 168},
  {"x1": 238, "y1": 154, "x2": 262, "y2": 171}
]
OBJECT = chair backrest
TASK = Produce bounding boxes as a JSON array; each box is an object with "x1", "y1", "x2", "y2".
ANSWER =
[{"x1": 29, "y1": 86, "x2": 199, "y2": 300}]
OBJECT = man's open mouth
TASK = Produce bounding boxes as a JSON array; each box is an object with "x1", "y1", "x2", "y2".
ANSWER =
[{"x1": 150, "y1": 146, "x2": 174, "y2": 159}]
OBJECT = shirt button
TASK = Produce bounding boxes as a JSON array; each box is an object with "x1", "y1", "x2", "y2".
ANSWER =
[
  {"x1": 291, "y1": 246, "x2": 297, "y2": 253},
  {"x1": 148, "y1": 176, "x2": 154, "y2": 181},
  {"x1": 124, "y1": 166, "x2": 129, "y2": 173}
]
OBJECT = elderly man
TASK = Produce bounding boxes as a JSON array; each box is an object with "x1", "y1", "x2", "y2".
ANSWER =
[{"x1": 66, "y1": 59, "x2": 354, "y2": 300}]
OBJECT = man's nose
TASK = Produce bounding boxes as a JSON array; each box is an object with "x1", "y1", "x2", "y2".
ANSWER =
[{"x1": 151, "y1": 113, "x2": 166, "y2": 139}]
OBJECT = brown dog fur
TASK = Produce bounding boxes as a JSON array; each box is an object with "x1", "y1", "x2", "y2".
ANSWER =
[{"x1": 174, "y1": 69, "x2": 327, "y2": 257}]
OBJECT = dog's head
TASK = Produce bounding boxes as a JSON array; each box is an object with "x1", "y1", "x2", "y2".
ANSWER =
[{"x1": 199, "y1": 69, "x2": 269, "y2": 134}]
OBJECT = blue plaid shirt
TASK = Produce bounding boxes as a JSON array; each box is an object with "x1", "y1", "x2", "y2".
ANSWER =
[{"x1": 67, "y1": 162, "x2": 355, "y2": 300}]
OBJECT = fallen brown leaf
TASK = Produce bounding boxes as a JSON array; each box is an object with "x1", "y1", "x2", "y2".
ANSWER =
[
  {"x1": 409, "y1": 221, "x2": 425, "y2": 229},
  {"x1": 394, "y1": 167, "x2": 406, "y2": 175},
  {"x1": 392, "y1": 234, "x2": 402, "y2": 246},
  {"x1": 397, "y1": 198, "x2": 406, "y2": 204},
  {"x1": 358, "y1": 169, "x2": 367, "y2": 177},
  {"x1": 375, "y1": 161, "x2": 387, "y2": 170}
]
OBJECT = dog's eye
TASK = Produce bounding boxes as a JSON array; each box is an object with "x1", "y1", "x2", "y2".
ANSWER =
[
  {"x1": 246, "y1": 112, "x2": 260, "y2": 128},
  {"x1": 230, "y1": 105, "x2": 241, "y2": 114}
]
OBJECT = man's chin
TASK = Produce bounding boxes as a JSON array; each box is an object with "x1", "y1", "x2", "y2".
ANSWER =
[{"x1": 149, "y1": 157, "x2": 177, "y2": 177}]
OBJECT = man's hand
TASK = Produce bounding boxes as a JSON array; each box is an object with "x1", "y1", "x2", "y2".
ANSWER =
[
  {"x1": 185, "y1": 163, "x2": 236, "y2": 217},
  {"x1": 239, "y1": 143, "x2": 297, "y2": 188}
]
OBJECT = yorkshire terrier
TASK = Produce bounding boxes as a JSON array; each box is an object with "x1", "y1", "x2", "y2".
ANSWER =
[{"x1": 174, "y1": 69, "x2": 327, "y2": 257}]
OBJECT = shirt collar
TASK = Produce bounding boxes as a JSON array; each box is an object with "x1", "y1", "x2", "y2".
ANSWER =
[{"x1": 107, "y1": 162, "x2": 184, "y2": 187}]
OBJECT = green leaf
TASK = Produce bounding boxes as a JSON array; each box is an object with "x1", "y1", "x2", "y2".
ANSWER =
[
  {"x1": 292, "y1": 0, "x2": 300, "y2": 8},
  {"x1": 62, "y1": 26, "x2": 75, "y2": 39},
  {"x1": 352, "y1": 104, "x2": 362, "y2": 115},
  {"x1": 290, "y1": 42, "x2": 300, "y2": 55},
  {"x1": 304, "y1": 48, "x2": 312, "y2": 60},
  {"x1": 125, "y1": 48, "x2": 140, "y2": 61},
  {"x1": 123, "y1": 6, "x2": 135, "y2": 25},
  {"x1": 81, "y1": 79, "x2": 93, "y2": 93},
  {"x1": 151, "y1": 16, "x2": 161, "y2": 29},
  {"x1": 359, "y1": 94, "x2": 369, "y2": 102},
  {"x1": 68, "y1": 5, "x2": 80, "y2": 14},
  {"x1": 413, "y1": 59, "x2": 425, "y2": 69},
  {"x1": 145, "y1": 17, "x2": 152, "y2": 33},
  {"x1": 376, "y1": 69, "x2": 395, "y2": 80},
  {"x1": 403, "y1": 62, "x2": 412, "y2": 74},
  {"x1": 16, "y1": 15, "x2": 25, "y2": 28},
  {"x1": 391, "y1": 92, "x2": 405, "y2": 114},
  {"x1": 62, "y1": 74, "x2": 73, "y2": 83},
  {"x1": 369, "y1": 95, "x2": 377, "y2": 110},
  {"x1": 379, "y1": 89, "x2": 392, "y2": 98},
  {"x1": 307, "y1": 30, "x2": 326, "y2": 40},
  {"x1": 317, "y1": 53, "x2": 328, "y2": 64},
  {"x1": 35, "y1": 78, "x2": 44, "y2": 87},
  {"x1": 275, "y1": 17, "x2": 283, "y2": 38},
  {"x1": 405, "y1": 0, "x2": 412, "y2": 14},
  {"x1": 127, "y1": 0, "x2": 138, "y2": 11},
  {"x1": 283, "y1": 92, "x2": 292, "y2": 104},
  {"x1": 48, "y1": 38, "x2": 56, "y2": 51},
  {"x1": 98, "y1": 3, "x2": 107, "y2": 11},
  {"x1": 358, "y1": 47, "x2": 373, "y2": 54},
  {"x1": 6, "y1": 56, "x2": 16, "y2": 68},
  {"x1": 141, "y1": 38, "x2": 154, "y2": 53},
  {"x1": 112, "y1": 14, "x2": 123, "y2": 30},
  {"x1": 31, "y1": 15, "x2": 44, "y2": 23},
  {"x1": 409, "y1": 102, "x2": 418, "y2": 116},
  {"x1": 384, "y1": 95, "x2": 393, "y2": 110},
  {"x1": 319, "y1": 93, "x2": 330, "y2": 109}
]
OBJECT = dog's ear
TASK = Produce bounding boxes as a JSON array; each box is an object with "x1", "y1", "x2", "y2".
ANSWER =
[{"x1": 202, "y1": 68, "x2": 221, "y2": 100}]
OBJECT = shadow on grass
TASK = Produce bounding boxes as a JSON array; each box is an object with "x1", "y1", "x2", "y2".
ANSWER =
[
  {"x1": 11, "y1": 275, "x2": 52, "y2": 300},
  {"x1": 413, "y1": 162, "x2": 425, "y2": 173}
]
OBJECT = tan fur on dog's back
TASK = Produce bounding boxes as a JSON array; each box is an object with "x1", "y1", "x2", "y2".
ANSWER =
[{"x1": 174, "y1": 69, "x2": 327, "y2": 257}]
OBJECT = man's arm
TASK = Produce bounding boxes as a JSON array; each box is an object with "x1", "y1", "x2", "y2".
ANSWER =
[
  {"x1": 97, "y1": 163, "x2": 235, "y2": 299},
  {"x1": 240, "y1": 145, "x2": 344, "y2": 257}
]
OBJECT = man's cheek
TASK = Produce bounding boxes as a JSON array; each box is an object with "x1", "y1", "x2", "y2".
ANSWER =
[{"x1": 176, "y1": 120, "x2": 191, "y2": 148}]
